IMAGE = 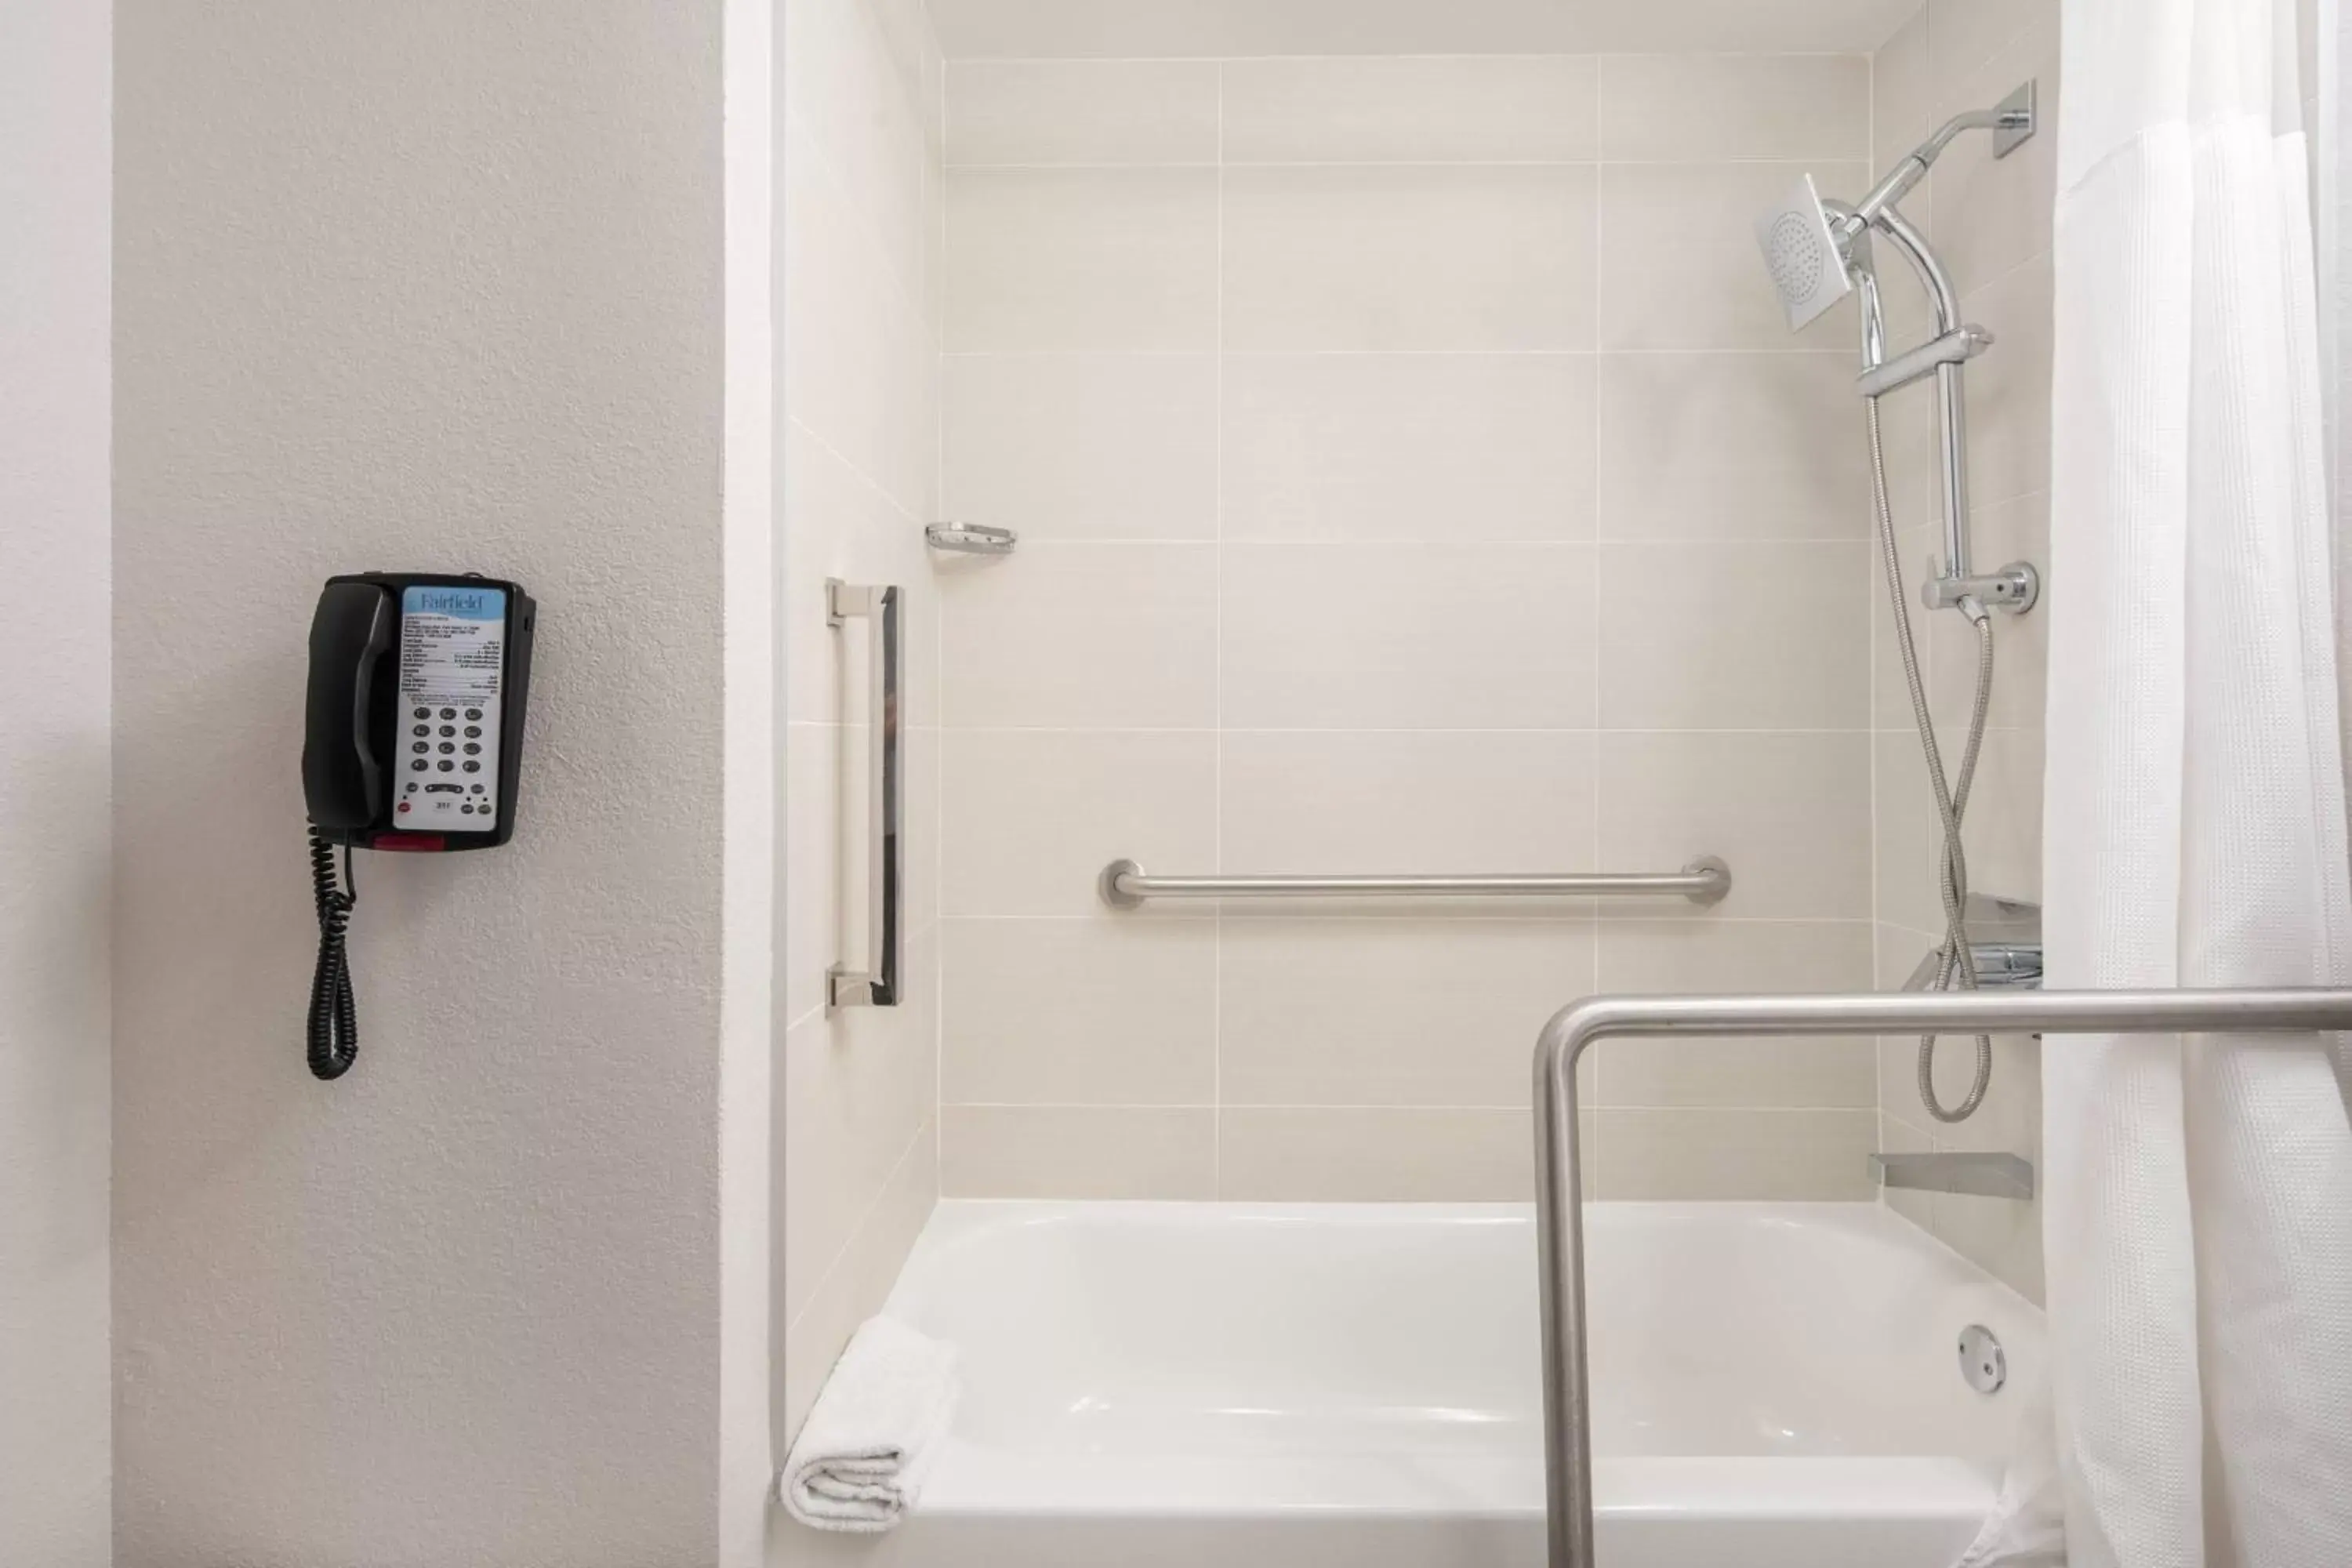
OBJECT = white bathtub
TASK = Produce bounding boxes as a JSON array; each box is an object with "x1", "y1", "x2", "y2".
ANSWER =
[{"x1": 784, "y1": 1200, "x2": 2042, "y2": 1568}]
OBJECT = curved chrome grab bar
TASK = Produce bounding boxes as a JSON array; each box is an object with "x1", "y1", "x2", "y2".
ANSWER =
[{"x1": 1534, "y1": 986, "x2": 2352, "y2": 1568}]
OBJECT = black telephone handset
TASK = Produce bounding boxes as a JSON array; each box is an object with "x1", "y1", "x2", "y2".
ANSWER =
[{"x1": 300, "y1": 573, "x2": 536, "y2": 1079}]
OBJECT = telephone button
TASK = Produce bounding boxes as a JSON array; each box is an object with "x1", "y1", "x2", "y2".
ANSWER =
[
  {"x1": 462, "y1": 760, "x2": 481, "y2": 773},
  {"x1": 413, "y1": 707, "x2": 431, "y2": 720},
  {"x1": 412, "y1": 742, "x2": 428, "y2": 754},
  {"x1": 413, "y1": 724, "x2": 430, "y2": 736},
  {"x1": 463, "y1": 742, "x2": 481, "y2": 755},
  {"x1": 437, "y1": 760, "x2": 455, "y2": 772},
  {"x1": 464, "y1": 708, "x2": 483, "y2": 720},
  {"x1": 411, "y1": 760, "x2": 428, "y2": 772},
  {"x1": 437, "y1": 742, "x2": 455, "y2": 754},
  {"x1": 439, "y1": 707, "x2": 457, "y2": 719},
  {"x1": 463, "y1": 725, "x2": 482, "y2": 738},
  {"x1": 439, "y1": 724, "x2": 456, "y2": 737}
]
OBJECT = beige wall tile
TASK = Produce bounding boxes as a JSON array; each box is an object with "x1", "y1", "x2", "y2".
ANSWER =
[
  {"x1": 1599, "y1": 161, "x2": 1870, "y2": 350},
  {"x1": 1599, "y1": 541, "x2": 1871, "y2": 730},
  {"x1": 1598, "y1": 731, "x2": 1873, "y2": 917},
  {"x1": 1958, "y1": 725, "x2": 2044, "y2": 903},
  {"x1": 941, "y1": 1105, "x2": 1217, "y2": 1198},
  {"x1": 1596, "y1": 1107, "x2": 1878, "y2": 1199},
  {"x1": 1929, "y1": 13, "x2": 2059, "y2": 288},
  {"x1": 777, "y1": 928, "x2": 939, "y2": 1327},
  {"x1": 1596, "y1": 352, "x2": 1872, "y2": 540},
  {"x1": 1221, "y1": 542, "x2": 1598, "y2": 728},
  {"x1": 942, "y1": 729, "x2": 1218, "y2": 916},
  {"x1": 943, "y1": 354, "x2": 1218, "y2": 541},
  {"x1": 1222, "y1": 165, "x2": 1597, "y2": 350},
  {"x1": 1595, "y1": 921, "x2": 1878, "y2": 1107},
  {"x1": 1929, "y1": 0, "x2": 2049, "y2": 100},
  {"x1": 786, "y1": 132, "x2": 938, "y2": 517},
  {"x1": 781, "y1": 723, "x2": 840, "y2": 1030},
  {"x1": 1873, "y1": 5, "x2": 1936, "y2": 156},
  {"x1": 946, "y1": 168, "x2": 1219, "y2": 350},
  {"x1": 942, "y1": 917, "x2": 1217, "y2": 1105},
  {"x1": 1221, "y1": 56, "x2": 1599, "y2": 163},
  {"x1": 1220, "y1": 729, "x2": 1597, "y2": 882},
  {"x1": 1221, "y1": 353, "x2": 1595, "y2": 543},
  {"x1": 1599, "y1": 55, "x2": 1871, "y2": 162},
  {"x1": 1958, "y1": 252, "x2": 2053, "y2": 507},
  {"x1": 1873, "y1": 518, "x2": 1938, "y2": 731},
  {"x1": 1874, "y1": 729, "x2": 1944, "y2": 935},
  {"x1": 786, "y1": 0, "x2": 937, "y2": 312},
  {"x1": 1218, "y1": 1108, "x2": 1534, "y2": 1201},
  {"x1": 946, "y1": 60, "x2": 1219, "y2": 166},
  {"x1": 782, "y1": 423, "x2": 931, "y2": 728},
  {"x1": 940, "y1": 542, "x2": 1218, "y2": 728},
  {"x1": 779, "y1": 1123, "x2": 937, "y2": 1444},
  {"x1": 1874, "y1": 1105, "x2": 1937, "y2": 1233},
  {"x1": 1221, "y1": 919, "x2": 1595, "y2": 1107}
]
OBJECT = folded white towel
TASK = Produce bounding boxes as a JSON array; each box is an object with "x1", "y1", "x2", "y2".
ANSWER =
[{"x1": 780, "y1": 1317, "x2": 960, "y2": 1533}]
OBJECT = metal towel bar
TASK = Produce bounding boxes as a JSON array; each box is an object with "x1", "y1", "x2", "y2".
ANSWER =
[
  {"x1": 1534, "y1": 986, "x2": 2352, "y2": 1568},
  {"x1": 826, "y1": 580, "x2": 902, "y2": 1009},
  {"x1": 1098, "y1": 857, "x2": 1731, "y2": 910}
]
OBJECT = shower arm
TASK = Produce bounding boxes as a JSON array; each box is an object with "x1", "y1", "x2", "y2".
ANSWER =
[{"x1": 1835, "y1": 85, "x2": 2040, "y2": 243}]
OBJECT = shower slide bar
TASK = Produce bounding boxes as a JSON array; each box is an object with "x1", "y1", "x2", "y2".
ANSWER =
[
  {"x1": 1097, "y1": 856, "x2": 1732, "y2": 910},
  {"x1": 1534, "y1": 985, "x2": 2352, "y2": 1568},
  {"x1": 826, "y1": 580, "x2": 902, "y2": 1009}
]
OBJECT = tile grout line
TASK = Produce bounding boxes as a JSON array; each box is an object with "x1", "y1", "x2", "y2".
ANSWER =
[
  {"x1": 1590, "y1": 72, "x2": 1608, "y2": 1194},
  {"x1": 935, "y1": 53, "x2": 951, "y2": 1196},
  {"x1": 1212, "y1": 61, "x2": 1227, "y2": 1200}
]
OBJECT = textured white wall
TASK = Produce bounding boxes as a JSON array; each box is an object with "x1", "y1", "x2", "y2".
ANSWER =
[
  {"x1": 0, "y1": 2, "x2": 113, "y2": 1563},
  {"x1": 111, "y1": 5, "x2": 733, "y2": 1564}
]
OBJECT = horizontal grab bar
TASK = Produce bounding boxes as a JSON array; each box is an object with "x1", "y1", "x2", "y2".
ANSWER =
[
  {"x1": 1097, "y1": 857, "x2": 1732, "y2": 910},
  {"x1": 1534, "y1": 986, "x2": 2352, "y2": 1568}
]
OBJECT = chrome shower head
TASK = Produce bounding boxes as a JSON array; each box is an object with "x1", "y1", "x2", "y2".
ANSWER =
[{"x1": 1755, "y1": 172, "x2": 1854, "y2": 332}]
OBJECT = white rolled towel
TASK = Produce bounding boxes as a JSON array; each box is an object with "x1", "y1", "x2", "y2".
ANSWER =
[{"x1": 780, "y1": 1317, "x2": 960, "y2": 1533}]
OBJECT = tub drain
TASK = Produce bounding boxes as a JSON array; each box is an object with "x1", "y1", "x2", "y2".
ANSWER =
[{"x1": 1958, "y1": 1325, "x2": 2007, "y2": 1394}]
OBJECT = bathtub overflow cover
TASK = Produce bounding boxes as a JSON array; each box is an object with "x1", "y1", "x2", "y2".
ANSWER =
[{"x1": 1958, "y1": 1325, "x2": 2007, "y2": 1395}]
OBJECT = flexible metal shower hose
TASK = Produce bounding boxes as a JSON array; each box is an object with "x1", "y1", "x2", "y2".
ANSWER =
[{"x1": 1864, "y1": 397, "x2": 1994, "y2": 1123}]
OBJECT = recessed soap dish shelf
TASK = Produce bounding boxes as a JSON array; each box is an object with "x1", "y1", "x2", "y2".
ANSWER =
[{"x1": 925, "y1": 521, "x2": 1017, "y2": 557}]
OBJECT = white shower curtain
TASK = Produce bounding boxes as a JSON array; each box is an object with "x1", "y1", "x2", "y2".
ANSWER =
[{"x1": 2016, "y1": 0, "x2": 2352, "y2": 1564}]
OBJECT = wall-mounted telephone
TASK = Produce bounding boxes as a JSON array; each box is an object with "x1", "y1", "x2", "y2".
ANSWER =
[{"x1": 301, "y1": 572, "x2": 537, "y2": 1080}]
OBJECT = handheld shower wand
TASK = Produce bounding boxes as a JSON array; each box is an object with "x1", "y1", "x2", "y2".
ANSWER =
[{"x1": 1755, "y1": 83, "x2": 2044, "y2": 1125}]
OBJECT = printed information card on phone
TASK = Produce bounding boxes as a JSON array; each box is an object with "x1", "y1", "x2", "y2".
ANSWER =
[{"x1": 395, "y1": 585, "x2": 506, "y2": 829}]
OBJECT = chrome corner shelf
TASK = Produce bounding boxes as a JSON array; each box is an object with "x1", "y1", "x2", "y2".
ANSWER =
[
  {"x1": 925, "y1": 521, "x2": 1016, "y2": 557},
  {"x1": 1097, "y1": 857, "x2": 1731, "y2": 910}
]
